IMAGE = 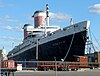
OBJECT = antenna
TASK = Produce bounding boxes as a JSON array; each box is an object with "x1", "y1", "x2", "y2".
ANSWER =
[{"x1": 70, "y1": 18, "x2": 73, "y2": 25}]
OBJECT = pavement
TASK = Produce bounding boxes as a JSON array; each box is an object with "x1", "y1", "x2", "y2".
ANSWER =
[{"x1": 12, "y1": 69, "x2": 100, "y2": 76}]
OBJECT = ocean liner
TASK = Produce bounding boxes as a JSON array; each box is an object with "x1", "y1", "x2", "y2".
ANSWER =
[{"x1": 7, "y1": 4, "x2": 90, "y2": 61}]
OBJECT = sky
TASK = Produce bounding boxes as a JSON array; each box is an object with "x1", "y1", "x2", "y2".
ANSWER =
[{"x1": 0, "y1": 0, "x2": 100, "y2": 54}]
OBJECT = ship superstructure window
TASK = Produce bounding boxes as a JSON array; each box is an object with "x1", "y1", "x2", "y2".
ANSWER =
[
  {"x1": 34, "y1": 31, "x2": 42, "y2": 32},
  {"x1": 40, "y1": 26, "x2": 60, "y2": 29},
  {"x1": 28, "y1": 35, "x2": 34, "y2": 38}
]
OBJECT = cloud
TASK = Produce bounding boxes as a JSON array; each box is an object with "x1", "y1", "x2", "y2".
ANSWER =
[
  {"x1": 0, "y1": 18, "x2": 3, "y2": 23},
  {"x1": 0, "y1": 25, "x2": 23, "y2": 31},
  {"x1": 13, "y1": 27, "x2": 23, "y2": 31},
  {"x1": 0, "y1": 15, "x2": 24, "y2": 32},
  {"x1": 4, "y1": 15, "x2": 11, "y2": 19},
  {"x1": 0, "y1": 0, "x2": 4, "y2": 8},
  {"x1": 0, "y1": 25, "x2": 12, "y2": 30},
  {"x1": 7, "y1": 19, "x2": 20, "y2": 23},
  {"x1": 0, "y1": 4, "x2": 3, "y2": 8},
  {"x1": 0, "y1": 16, "x2": 23, "y2": 31},
  {"x1": 0, "y1": 15, "x2": 12, "y2": 22},
  {"x1": 0, "y1": 15, "x2": 22, "y2": 25},
  {"x1": 0, "y1": 0, "x2": 15, "y2": 8},
  {"x1": 0, "y1": 36, "x2": 22, "y2": 42},
  {"x1": 49, "y1": 12, "x2": 72, "y2": 22},
  {"x1": 89, "y1": 4, "x2": 100, "y2": 14},
  {"x1": 0, "y1": 15, "x2": 24, "y2": 29}
]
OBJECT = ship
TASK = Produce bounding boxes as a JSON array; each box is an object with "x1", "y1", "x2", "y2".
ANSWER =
[{"x1": 7, "y1": 4, "x2": 90, "y2": 61}]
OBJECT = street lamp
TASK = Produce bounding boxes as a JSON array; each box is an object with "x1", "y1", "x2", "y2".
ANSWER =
[
  {"x1": 54, "y1": 57, "x2": 57, "y2": 76},
  {"x1": 0, "y1": 57, "x2": 1, "y2": 76}
]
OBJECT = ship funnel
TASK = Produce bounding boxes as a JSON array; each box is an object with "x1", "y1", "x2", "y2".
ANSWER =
[
  {"x1": 23, "y1": 24, "x2": 34, "y2": 39},
  {"x1": 32, "y1": 10, "x2": 46, "y2": 28}
]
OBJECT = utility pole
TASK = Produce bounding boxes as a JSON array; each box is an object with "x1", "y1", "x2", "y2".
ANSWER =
[
  {"x1": 36, "y1": 39, "x2": 39, "y2": 70},
  {"x1": 36, "y1": 39, "x2": 39, "y2": 61},
  {"x1": 0, "y1": 57, "x2": 1, "y2": 76}
]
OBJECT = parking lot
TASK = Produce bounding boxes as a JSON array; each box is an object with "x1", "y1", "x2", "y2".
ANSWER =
[{"x1": 13, "y1": 70, "x2": 100, "y2": 76}]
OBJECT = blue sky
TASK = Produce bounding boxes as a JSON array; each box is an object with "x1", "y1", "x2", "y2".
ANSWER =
[{"x1": 0, "y1": 0, "x2": 100, "y2": 54}]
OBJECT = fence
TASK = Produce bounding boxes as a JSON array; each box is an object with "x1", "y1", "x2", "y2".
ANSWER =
[{"x1": 0, "y1": 61, "x2": 100, "y2": 72}]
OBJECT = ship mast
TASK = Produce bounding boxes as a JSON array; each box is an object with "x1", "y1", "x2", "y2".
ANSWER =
[
  {"x1": 36, "y1": 4, "x2": 49, "y2": 61},
  {"x1": 46, "y1": 4, "x2": 49, "y2": 26},
  {"x1": 44, "y1": 4, "x2": 49, "y2": 37}
]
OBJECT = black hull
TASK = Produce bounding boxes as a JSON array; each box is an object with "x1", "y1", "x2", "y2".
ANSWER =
[{"x1": 12, "y1": 30, "x2": 87, "y2": 61}]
